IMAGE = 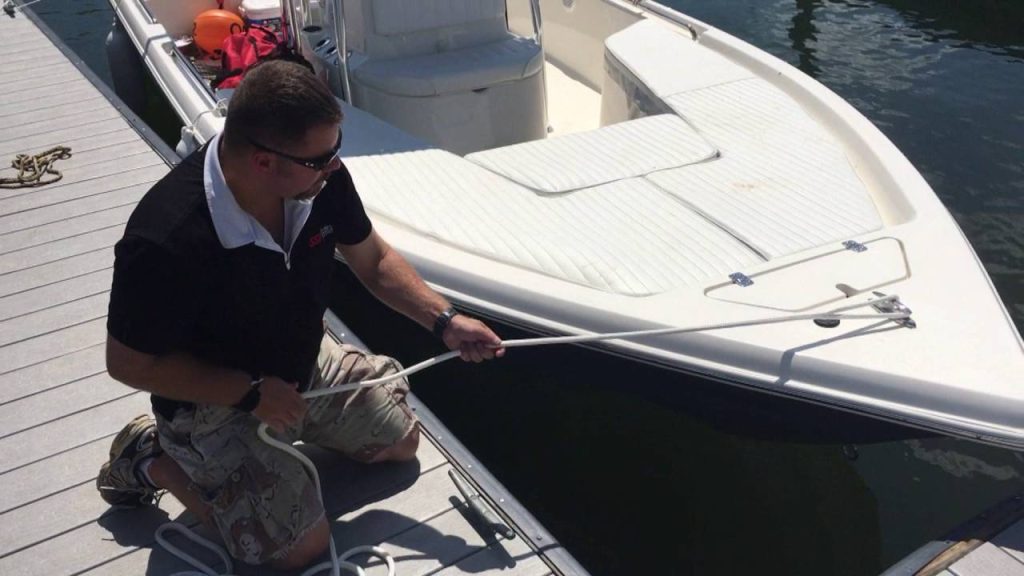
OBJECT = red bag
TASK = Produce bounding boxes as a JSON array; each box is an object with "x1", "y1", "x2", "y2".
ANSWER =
[{"x1": 211, "y1": 25, "x2": 285, "y2": 90}]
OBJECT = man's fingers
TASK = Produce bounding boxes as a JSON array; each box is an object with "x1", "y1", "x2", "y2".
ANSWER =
[
  {"x1": 290, "y1": 394, "x2": 307, "y2": 414},
  {"x1": 460, "y1": 343, "x2": 482, "y2": 363},
  {"x1": 470, "y1": 343, "x2": 485, "y2": 363}
]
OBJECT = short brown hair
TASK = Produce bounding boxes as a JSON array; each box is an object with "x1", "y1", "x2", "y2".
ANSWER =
[{"x1": 222, "y1": 60, "x2": 342, "y2": 150}]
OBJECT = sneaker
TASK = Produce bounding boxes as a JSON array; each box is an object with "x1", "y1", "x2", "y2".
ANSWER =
[{"x1": 96, "y1": 414, "x2": 163, "y2": 507}]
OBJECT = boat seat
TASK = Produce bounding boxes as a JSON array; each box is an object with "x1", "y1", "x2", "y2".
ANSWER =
[
  {"x1": 602, "y1": 19, "x2": 883, "y2": 258},
  {"x1": 353, "y1": 35, "x2": 543, "y2": 97},
  {"x1": 352, "y1": 0, "x2": 542, "y2": 96},
  {"x1": 348, "y1": 0, "x2": 546, "y2": 153},
  {"x1": 466, "y1": 114, "x2": 718, "y2": 194},
  {"x1": 604, "y1": 19, "x2": 755, "y2": 101}
]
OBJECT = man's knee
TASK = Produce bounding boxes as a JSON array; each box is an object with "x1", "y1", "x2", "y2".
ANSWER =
[
  {"x1": 371, "y1": 426, "x2": 420, "y2": 463},
  {"x1": 272, "y1": 517, "x2": 330, "y2": 571}
]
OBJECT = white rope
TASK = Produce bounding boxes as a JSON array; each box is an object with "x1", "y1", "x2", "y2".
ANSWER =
[
  {"x1": 156, "y1": 523, "x2": 233, "y2": 576},
  {"x1": 159, "y1": 294, "x2": 912, "y2": 575}
]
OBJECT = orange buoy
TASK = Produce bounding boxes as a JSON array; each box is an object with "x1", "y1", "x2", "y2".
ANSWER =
[{"x1": 193, "y1": 9, "x2": 244, "y2": 55}]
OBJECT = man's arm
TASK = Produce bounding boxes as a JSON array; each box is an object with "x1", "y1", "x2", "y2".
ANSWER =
[
  {"x1": 106, "y1": 335, "x2": 307, "y2": 431},
  {"x1": 336, "y1": 230, "x2": 505, "y2": 362}
]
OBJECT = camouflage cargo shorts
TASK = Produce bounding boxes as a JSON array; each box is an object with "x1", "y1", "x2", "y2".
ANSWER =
[{"x1": 154, "y1": 335, "x2": 418, "y2": 565}]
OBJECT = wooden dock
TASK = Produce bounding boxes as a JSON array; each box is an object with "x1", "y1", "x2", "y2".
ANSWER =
[{"x1": 0, "y1": 9, "x2": 577, "y2": 575}]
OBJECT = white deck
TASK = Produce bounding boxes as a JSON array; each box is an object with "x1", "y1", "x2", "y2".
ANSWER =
[
  {"x1": 543, "y1": 62, "x2": 601, "y2": 137},
  {"x1": 0, "y1": 11, "x2": 555, "y2": 576}
]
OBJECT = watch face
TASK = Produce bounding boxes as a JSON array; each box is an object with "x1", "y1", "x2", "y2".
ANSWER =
[
  {"x1": 235, "y1": 385, "x2": 261, "y2": 413},
  {"x1": 434, "y1": 307, "x2": 458, "y2": 338}
]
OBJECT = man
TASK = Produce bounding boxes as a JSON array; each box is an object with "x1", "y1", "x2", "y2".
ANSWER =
[{"x1": 96, "y1": 60, "x2": 504, "y2": 570}]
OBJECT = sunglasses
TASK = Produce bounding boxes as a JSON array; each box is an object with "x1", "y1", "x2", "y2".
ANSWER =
[{"x1": 246, "y1": 130, "x2": 343, "y2": 171}]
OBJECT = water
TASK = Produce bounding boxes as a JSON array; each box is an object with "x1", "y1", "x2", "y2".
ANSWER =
[{"x1": 26, "y1": 0, "x2": 1024, "y2": 574}]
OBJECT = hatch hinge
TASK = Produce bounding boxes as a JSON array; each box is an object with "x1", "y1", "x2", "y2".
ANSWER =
[
  {"x1": 729, "y1": 272, "x2": 754, "y2": 287},
  {"x1": 843, "y1": 240, "x2": 868, "y2": 253}
]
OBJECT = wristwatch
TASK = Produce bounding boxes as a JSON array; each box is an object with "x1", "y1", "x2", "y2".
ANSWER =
[
  {"x1": 432, "y1": 306, "x2": 459, "y2": 339},
  {"x1": 233, "y1": 375, "x2": 263, "y2": 413}
]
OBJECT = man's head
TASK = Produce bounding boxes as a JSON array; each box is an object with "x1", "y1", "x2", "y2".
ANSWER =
[{"x1": 222, "y1": 60, "x2": 343, "y2": 201}]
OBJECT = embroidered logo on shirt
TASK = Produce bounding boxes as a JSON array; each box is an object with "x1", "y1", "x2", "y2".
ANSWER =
[{"x1": 308, "y1": 225, "x2": 334, "y2": 248}]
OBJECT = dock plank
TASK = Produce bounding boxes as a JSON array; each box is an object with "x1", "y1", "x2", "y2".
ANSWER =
[
  {"x1": 0, "y1": 162, "x2": 165, "y2": 216},
  {"x1": 0, "y1": 144, "x2": 160, "y2": 202},
  {"x1": 0, "y1": 390, "x2": 149, "y2": 473},
  {"x1": 331, "y1": 464, "x2": 458, "y2": 542},
  {"x1": 0, "y1": 144, "x2": 156, "y2": 202},
  {"x1": 0, "y1": 204, "x2": 135, "y2": 255},
  {"x1": 0, "y1": 182, "x2": 147, "y2": 235},
  {"x1": 0, "y1": 103, "x2": 120, "y2": 144},
  {"x1": 0, "y1": 94, "x2": 109, "y2": 127},
  {"x1": 0, "y1": 125, "x2": 140, "y2": 166},
  {"x1": 0, "y1": 268, "x2": 111, "y2": 321},
  {"x1": 994, "y1": 518, "x2": 1024, "y2": 565},
  {"x1": 0, "y1": 435, "x2": 111, "y2": 514},
  {"x1": 344, "y1": 506, "x2": 524, "y2": 576},
  {"x1": 0, "y1": 290, "x2": 109, "y2": 347},
  {"x1": 0, "y1": 117, "x2": 134, "y2": 157},
  {"x1": 0, "y1": 77, "x2": 94, "y2": 107},
  {"x1": 0, "y1": 343, "x2": 106, "y2": 405},
  {"x1": 0, "y1": 371, "x2": 130, "y2": 438},
  {"x1": 949, "y1": 542, "x2": 1024, "y2": 575},
  {"x1": 0, "y1": 24, "x2": 51, "y2": 40},
  {"x1": 0, "y1": 43, "x2": 63, "y2": 65},
  {"x1": 74, "y1": 450, "x2": 452, "y2": 569},
  {"x1": 0, "y1": 61, "x2": 76, "y2": 95},
  {"x1": 434, "y1": 539, "x2": 551, "y2": 576},
  {"x1": 0, "y1": 248, "x2": 114, "y2": 299},
  {"x1": 0, "y1": 52, "x2": 66, "y2": 75},
  {"x1": 0, "y1": 317, "x2": 106, "y2": 378},
  {"x1": 26, "y1": 445, "x2": 449, "y2": 576},
  {"x1": 0, "y1": 489, "x2": 189, "y2": 575},
  {"x1": 0, "y1": 482, "x2": 170, "y2": 556},
  {"x1": 0, "y1": 35, "x2": 51, "y2": 53},
  {"x1": 0, "y1": 225, "x2": 124, "y2": 275}
]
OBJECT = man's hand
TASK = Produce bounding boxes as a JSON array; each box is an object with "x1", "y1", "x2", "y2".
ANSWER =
[
  {"x1": 252, "y1": 376, "x2": 307, "y2": 433},
  {"x1": 442, "y1": 315, "x2": 506, "y2": 363}
]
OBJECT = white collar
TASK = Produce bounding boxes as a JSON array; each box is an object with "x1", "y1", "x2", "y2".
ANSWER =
[{"x1": 203, "y1": 132, "x2": 313, "y2": 258}]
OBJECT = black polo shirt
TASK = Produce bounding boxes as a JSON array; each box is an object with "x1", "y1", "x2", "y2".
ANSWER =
[{"x1": 108, "y1": 136, "x2": 372, "y2": 420}]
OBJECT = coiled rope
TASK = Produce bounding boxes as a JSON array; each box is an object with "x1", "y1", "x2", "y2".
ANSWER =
[
  {"x1": 159, "y1": 294, "x2": 912, "y2": 576},
  {"x1": 0, "y1": 146, "x2": 72, "y2": 189}
]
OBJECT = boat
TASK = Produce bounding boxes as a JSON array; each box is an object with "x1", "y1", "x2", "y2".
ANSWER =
[{"x1": 105, "y1": 0, "x2": 1024, "y2": 449}]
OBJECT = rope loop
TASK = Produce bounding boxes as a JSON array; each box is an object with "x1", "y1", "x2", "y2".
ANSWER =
[{"x1": 0, "y1": 146, "x2": 72, "y2": 189}]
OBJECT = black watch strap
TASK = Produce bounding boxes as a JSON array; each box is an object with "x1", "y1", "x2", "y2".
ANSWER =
[
  {"x1": 233, "y1": 376, "x2": 263, "y2": 413},
  {"x1": 432, "y1": 306, "x2": 459, "y2": 339}
]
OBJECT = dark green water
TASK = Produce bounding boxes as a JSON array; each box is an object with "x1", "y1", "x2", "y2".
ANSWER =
[{"x1": 28, "y1": 0, "x2": 1024, "y2": 574}]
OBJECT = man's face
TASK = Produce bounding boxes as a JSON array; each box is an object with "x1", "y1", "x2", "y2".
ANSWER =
[{"x1": 258, "y1": 122, "x2": 343, "y2": 202}]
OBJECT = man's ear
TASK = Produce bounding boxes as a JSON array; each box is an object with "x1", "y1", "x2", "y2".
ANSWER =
[{"x1": 252, "y1": 150, "x2": 274, "y2": 173}]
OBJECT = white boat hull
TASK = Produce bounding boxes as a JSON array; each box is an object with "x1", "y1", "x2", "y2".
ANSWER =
[{"x1": 107, "y1": 0, "x2": 1024, "y2": 449}]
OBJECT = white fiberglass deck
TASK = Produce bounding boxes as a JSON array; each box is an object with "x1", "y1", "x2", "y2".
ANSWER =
[
  {"x1": 0, "y1": 11, "x2": 556, "y2": 576},
  {"x1": 342, "y1": 19, "x2": 882, "y2": 298}
]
